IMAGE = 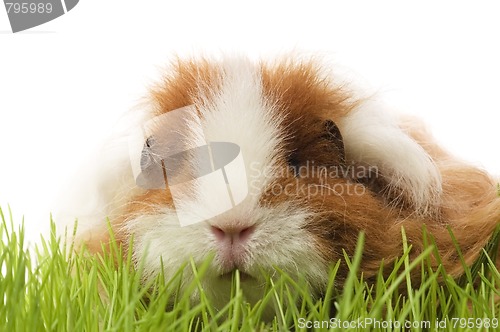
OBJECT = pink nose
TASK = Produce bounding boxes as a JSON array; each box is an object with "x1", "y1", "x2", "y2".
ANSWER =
[{"x1": 211, "y1": 224, "x2": 255, "y2": 244}]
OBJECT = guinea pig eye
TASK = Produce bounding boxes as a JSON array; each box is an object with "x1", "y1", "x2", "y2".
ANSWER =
[
  {"x1": 323, "y1": 120, "x2": 345, "y2": 164},
  {"x1": 140, "y1": 136, "x2": 156, "y2": 171},
  {"x1": 287, "y1": 154, "x2": 301, "y2": 176}
]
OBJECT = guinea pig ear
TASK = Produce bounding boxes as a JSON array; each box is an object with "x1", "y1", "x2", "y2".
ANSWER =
[{"x1": 323, "y1": 119, "x2": 346, "y2": 163}]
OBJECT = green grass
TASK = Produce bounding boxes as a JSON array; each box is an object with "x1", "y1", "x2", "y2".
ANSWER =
[{"x1": 1, "y1": 206, "x2": 499, "y2": 331}]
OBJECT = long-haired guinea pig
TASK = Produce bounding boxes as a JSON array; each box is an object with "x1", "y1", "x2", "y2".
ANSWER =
[{"x1": 71, "y1": 56, "x2": 500, "y2": 311}]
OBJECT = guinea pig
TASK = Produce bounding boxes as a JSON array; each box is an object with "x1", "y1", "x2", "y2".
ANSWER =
[{"x1": 72, "y1": 55, "x2": 500, "y2": 312}]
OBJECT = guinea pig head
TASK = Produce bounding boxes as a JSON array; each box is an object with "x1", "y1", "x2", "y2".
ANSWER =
[{"x1": 116, "y1": 58, "x2": 388, "y2": 306}]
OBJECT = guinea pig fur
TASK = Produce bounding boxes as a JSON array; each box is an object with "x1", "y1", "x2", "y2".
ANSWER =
[{"x1": 74, "y1": 55, "x2": 500, "y2": 313}]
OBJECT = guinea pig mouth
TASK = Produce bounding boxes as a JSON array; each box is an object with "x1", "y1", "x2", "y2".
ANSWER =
[{"x1": 219, "y1": 269, "x2": 254, "y2": 282}]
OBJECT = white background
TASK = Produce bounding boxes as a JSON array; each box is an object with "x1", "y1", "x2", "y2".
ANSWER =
[{"x1": 0, "y1": 1, "x2": 499, "y2": 244}]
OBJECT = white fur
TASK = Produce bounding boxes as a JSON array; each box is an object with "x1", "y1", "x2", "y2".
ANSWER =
[
  {"x1": 339, "y1": 99, "x2": 442, "y2": 214},
  {"x1": 55, "y1": 109, "x2": 146, "y2": 242}
]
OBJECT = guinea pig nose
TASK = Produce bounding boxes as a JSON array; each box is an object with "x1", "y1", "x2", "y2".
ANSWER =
[{"x1": 211, "y1": 224, "x2": 255, "y2": 243}]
